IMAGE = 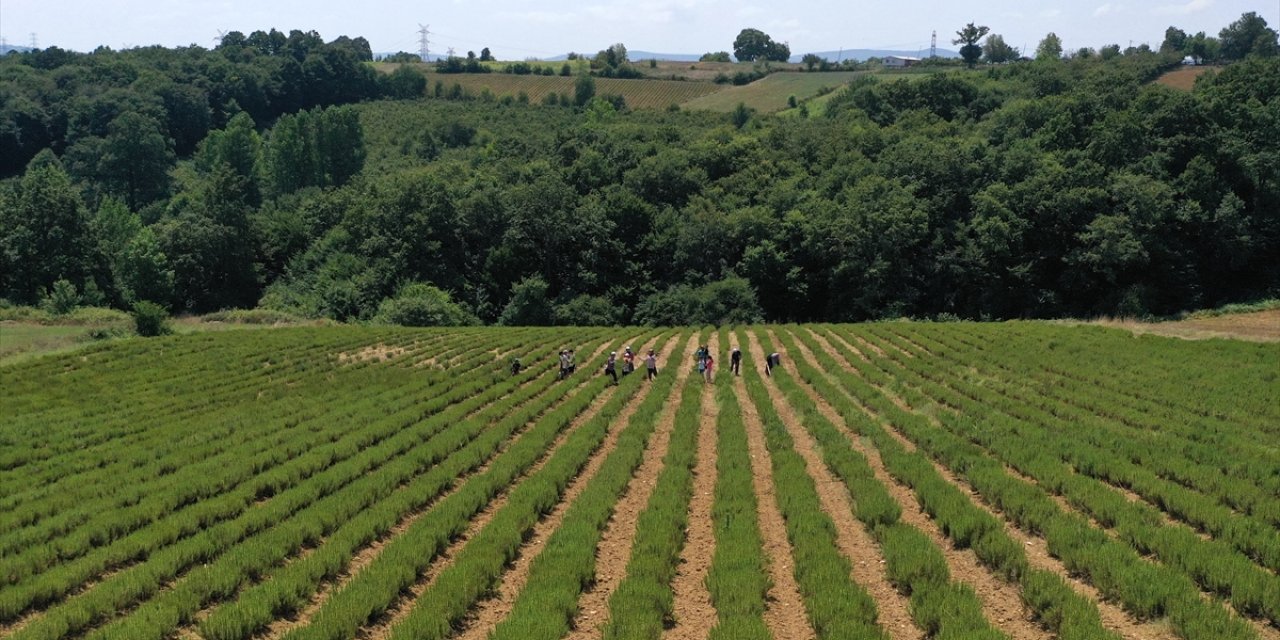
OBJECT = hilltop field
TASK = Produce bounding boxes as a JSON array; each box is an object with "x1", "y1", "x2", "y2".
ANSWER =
[{"x1": 2, "y1": 320, "x2": 1277, "y2": 640}]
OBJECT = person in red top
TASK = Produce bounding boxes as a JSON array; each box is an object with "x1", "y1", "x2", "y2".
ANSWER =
[{"x1": 704, "y1": 353, "x2": 715, "y2": 383}]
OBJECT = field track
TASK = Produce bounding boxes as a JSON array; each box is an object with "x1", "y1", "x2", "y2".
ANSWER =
[{"x1": 2, "y1": 323, "x2": 1277, "y2": 640}]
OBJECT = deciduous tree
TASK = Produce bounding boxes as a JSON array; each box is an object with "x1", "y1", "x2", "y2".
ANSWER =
[{"x1": 953, "y1": 22, "x2": 990, "y2": 67}]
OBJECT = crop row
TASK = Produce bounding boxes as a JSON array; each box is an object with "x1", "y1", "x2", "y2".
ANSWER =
[
  {"x1": 704, "y1": 347, "x2": 772, "y2": 640},
  {"x1": 877, "y1": 324, "x2": 1280, "y2": 562},
  {"x1": 947, "y1": 323, "x2": 1276, "y2": 436},
  {"x1": 0, "y1": 330, "x2": 524, "y2": 614},
  {"x1": 192, "y1": 328, "x2": 630, "y2": 640},
  {"x1": 0, "y1": 328, "x2": 440, "y2": 519},
  {"x1": 894, "y1": 324, "x2": 1280, "y2": 522},
  {"x1": 277, "y1": 331, "x2": 674, "y2": 640},
  {"x1": 0, "y1": 330, "x2": 503, "y2": 577},
  {"x1": 775, "y1": 326, "x2": 1124, "y2": 640},
  {"x1": 860, "y1": 325, "x2": 1280, "y2": 627},
  {"x1": 734, "y1": 328, "x2": 888, "y2": 640},
  {"x1": 599, "y1": 343, "x2": 707, "y2": 639},
  {"x1": 817, "y1": 324, "x2": 1263, "y2": 640},
  {"x1": 80, "y1": 328, "x2": 615, "y2": 640},
  {"x1": 6, "y1": 329, "x2": 575, "y2": 639},
  {"x1": 483, "y1": 333, "x2": 697, "y2": 640},
  {"x1": 751, "y1": 328, "x2": 1014, "y2": 640},
  {"x1": 0, "y1": 328, "x2": 391, "y2": 491}
]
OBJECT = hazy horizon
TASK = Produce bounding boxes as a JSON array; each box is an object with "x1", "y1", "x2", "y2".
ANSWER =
[{"x1": 2, "y1": 0, "x2": 1273, "y2": 58}]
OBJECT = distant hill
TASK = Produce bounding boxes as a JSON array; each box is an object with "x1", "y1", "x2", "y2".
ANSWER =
[
  {"x1": 1, "y1": 44, "x2": 34, "y2": 55},
  {"x1": 795, "y1": 48, "x2": 960, "y2": 62},
  {"x1": 539, "y1": 48, "x2": 961, "y2": 63}
]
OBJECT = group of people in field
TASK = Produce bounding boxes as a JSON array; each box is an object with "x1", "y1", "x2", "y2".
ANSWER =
[{"x1": 511, "y1": 342, "x2": 778, "y2": 383}]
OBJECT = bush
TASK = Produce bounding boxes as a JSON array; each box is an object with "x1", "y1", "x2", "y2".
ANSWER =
[
  {"x1": 41, "y1": 279, "x2": 81, "y2": 315},
  {"x1": 374, "y1": 283, "x2": 478, "y2": 326},
  {"x1": 132, "y1": 301, "x2": 172, "y2": 336}
]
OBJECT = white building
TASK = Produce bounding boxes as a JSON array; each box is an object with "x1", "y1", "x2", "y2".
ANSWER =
[{"x1": 883, "y1": 55, "x2": 921, "y2": 68}]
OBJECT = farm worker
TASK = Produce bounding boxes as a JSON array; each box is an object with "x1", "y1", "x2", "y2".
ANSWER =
[
  {"x1": 567, "y1": 349, "x2": 576, "y2": 375},
  {"x1": 730, "y1": 346, "x2": 742, "y2": 376},
  {"x1": 558, "y1": 350, "x2": 569, "y2": 380},
  {"x1": 622, "y1": 346, "x2": 635, "y2": 375},
  {"x1": 646, "y1": 349, "x2": 658, "y2": 380},
  {"x1": 605, "y1": 352, "x2": 619, "y2": 384},
  {"x1": 704, "y1": 353, "x2": 715, "y2": 382},
  {"x1": 511, "y1": 357, "x2": 522, "y2": 376},
  {"x1": 765, "y1": 352, "x2": 781, "y2": 376}
]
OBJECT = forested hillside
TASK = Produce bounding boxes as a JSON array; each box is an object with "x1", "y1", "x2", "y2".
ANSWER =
[{"x1": 1, "y1": 21, "x2": 1277, "y2": 324}]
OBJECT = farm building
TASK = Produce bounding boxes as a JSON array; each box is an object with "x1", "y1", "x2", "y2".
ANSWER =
[{"x1": 883, "y1": 55, "x2": 921, "y2": 68}]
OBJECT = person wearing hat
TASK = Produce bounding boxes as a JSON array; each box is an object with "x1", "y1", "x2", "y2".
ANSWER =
[
  {"x1": 605, "y1": 351, "x2": 618, "y2": 384},
  {"x1": 645, "y1": 349, "x2": 658, "y2": 380},
  {"x1": 621, "y1": 346, "x2": 635, "y2": 375}
]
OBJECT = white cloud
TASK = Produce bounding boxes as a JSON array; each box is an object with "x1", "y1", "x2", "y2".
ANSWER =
[
  {"x1": 1093, "y1": 3, "x2": 1123, "y2": 17},
  {"x1": 497, "y1": 9, "x2": 580, "y2": 24},
  {"x1": 1152, "y1": 0, "x2": 1212, "y2": 16}
]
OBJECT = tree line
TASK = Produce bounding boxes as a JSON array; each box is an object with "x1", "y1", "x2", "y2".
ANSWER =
[{"x1": 1, "y1": 15, "x2": 1277, "y2": 325}]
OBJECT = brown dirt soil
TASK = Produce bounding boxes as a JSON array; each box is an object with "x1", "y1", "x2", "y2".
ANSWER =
[
  {"x1": 752, "y1": 330, "x2": 923, "y2": 640},
  {"x1": 566, "y1": 332, "x2": 710, "y2": 640},
  {"x1": 664, "y1": 340, "x2": 721, "y2": 640},
  {"x1": 1093, "y1": 309, "x2": 1280, "y2": 342},
  {"x1": 1153, "y1": 66, "x2": 1219, "y2": 91},
  {"x1": 807, "y1": 328, "x2": 1175, "y2": 640},
  {"x1": 730, "y1": 330, "x2": 817, "y2": 640},
  {"x1": 257, "y1": 335, "x2": 625, "y2": 640},
  {"x1": 766, "y1": 329, "x2": 1052, "y2": 640},
  {"x1": 337, "y1": 343, "x2": 409, "y2": 364},
  {"x1": 450, "y1": 333, "x2": 688, "y2": 640}
]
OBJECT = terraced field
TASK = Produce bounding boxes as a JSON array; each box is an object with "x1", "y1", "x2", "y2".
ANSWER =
[{"x1": 1, "y1": 323, "x2": 1277, "y2": 640}]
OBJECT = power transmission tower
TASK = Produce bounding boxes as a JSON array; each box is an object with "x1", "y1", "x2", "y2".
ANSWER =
[
  {"x1": 30, "y1": 33, "x2": 38, "y2": 49},
  {"x1": 214, "y1": 29, "x2": 227, "y2": 46},
  {"x1": 930, "y1": 31, "x2": 937, "y2": 58},
  {"x1": 418, "y1": 24, "x2": 431, "y2": 61}
]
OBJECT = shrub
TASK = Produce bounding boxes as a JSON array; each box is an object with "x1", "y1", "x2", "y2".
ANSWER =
[
  {"x1": 374, "y1": 283, "x2": 478, "y2": 327},
  {"x1": 132, "y1": 301, "x2": 172, "y2": 337},
  {"x1": 41, "y1": 279, "x2": 81, "y2": 315}
]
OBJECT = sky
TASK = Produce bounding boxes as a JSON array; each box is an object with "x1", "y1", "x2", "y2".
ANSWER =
[{"x1": 1, "y1": 0, "x2": 1275, "y2": 58}]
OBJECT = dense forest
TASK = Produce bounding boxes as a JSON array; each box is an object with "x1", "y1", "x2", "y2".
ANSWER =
[{"x1": 1, "y1": 18, "x2": 1277, "y2": 325}]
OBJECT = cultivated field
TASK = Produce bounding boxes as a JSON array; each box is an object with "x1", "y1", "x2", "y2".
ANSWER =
[
  {"x1": 1153, "y1": 66, "x2": 1220, "y2": 91},
  {"x1": 682, "y1": 71, "x2": 865, "y2": 113},
  {"x1": 1, "y1": 323, "x2": 1278, "y2": 640},
  {"x1": 419, "y1": 74, "x2": 724, "y2": 110}
]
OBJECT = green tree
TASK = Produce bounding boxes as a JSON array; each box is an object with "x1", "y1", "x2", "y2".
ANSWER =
[
  {"x1": 0, "y1": 155, "x2": 98, "y2": 303},
  {"x1": 733, "y1": 28, "x2": 790, "y2": 62},
  {"x1": 1036, "y1": 32, "x2": 1063, "y2": 61},
  {"x1": 574, "y1": 74, "x2": 596, "y2": 107},
  {"x1": 1219, "y1": 11, "x2": 1279, "y2": 60},
  {"x1": 195, "y1": 112, "x2": 263, "y2": 204},
  {"x1": 801, "y1": 53, "x2": 825, "y2": 70},
  {"x1": 99, "y1": 112, "x2": 175, "y2": 210},
  {"x1": 982, "y1": 34, "x2": 1019, "y2": 63},
  {"x1": 480, "y1": 47, "x2": 494, "y2": 62},
  {"x1": 700, "y1": 51, "x2": 732, "y2": 62},
  {"x1": 953, "y1": 22, "x2": 991, "y2": 67},
  {"x1": 374, "y1": 282, "x2": 478, "y2": 326},
  {"x1": 499, "y1": 276, "x2": 554, "y2": 325},
  {"x1": 1161, "y1": 27, "x2": 1188, "y2": 53}
]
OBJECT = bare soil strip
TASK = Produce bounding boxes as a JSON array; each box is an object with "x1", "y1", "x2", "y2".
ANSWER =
[
  {"x1": 450, "y1": 333, "x2": 690, "y2": 640},
  {"x1": 730, "y1": 335, "x2": 817, "y2": 640},
  {"x1": 769, "y1": 329, "x2": 1051, "y2": 640},
  {"x1": 256, "y1": 335, "x2": 627, "y2": 640},
  {"x1": 747, "y1": 330, "x2": 921, "y2": 640},
  {"x1": 664, "y1": 338, "x2": 721, "y2": 640},
  {"x1": 567, "y1": 332, "x2": 712, "y2": 640}
]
